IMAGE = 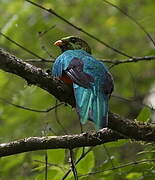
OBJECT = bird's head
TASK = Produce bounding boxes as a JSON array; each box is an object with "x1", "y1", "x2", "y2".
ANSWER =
[{"x1": 54, "y1": 36, "x2": 91, "y2": 54}]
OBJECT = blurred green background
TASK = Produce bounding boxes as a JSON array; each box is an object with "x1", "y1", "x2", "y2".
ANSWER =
[{"x1": 0, "y1": 0, "x2": 155, "y2": 179}]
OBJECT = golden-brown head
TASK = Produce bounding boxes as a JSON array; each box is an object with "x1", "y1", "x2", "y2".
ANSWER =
[{"x1": 54, "y1": 36, "x2": 91, "y2": 54}]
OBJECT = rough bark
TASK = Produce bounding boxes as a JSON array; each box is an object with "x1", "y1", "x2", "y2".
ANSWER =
[
  {"x1": 0, "y1": 129, "x2": 123, "y2": 157},
  {"x1": 0, "y1": 48, "x2": 75, "y2": 106},
  {"x1": 0, "y1": 48, "x2": 155, "y2": 157}
]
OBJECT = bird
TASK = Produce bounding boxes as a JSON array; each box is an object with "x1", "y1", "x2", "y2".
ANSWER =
[{"x1": 52, "y1": 36, "x2": 114, "y2": 129}]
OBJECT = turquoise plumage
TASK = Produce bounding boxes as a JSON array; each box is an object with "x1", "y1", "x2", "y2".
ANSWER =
[{"x1": 52, "y1": 49, "x2": 113, "y2": 129}]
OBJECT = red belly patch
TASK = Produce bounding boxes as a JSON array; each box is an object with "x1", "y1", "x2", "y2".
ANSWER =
[{"x1": 60, "y1": 74, "x2": 73, "y2": 84}]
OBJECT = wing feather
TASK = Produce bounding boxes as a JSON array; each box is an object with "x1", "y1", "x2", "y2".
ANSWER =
[{"x1": 65, "y1": 58, "x2": 94, "y2": 88}]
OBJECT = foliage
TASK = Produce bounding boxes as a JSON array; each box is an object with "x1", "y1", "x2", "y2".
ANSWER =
[{"x1": 0, "y1": 0, "x2": 155, "y2": 179}]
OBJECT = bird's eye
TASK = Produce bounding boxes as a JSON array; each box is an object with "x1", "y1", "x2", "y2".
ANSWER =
[{"x1": 70, "y1": 38, "x2": 76, "y2": 43}]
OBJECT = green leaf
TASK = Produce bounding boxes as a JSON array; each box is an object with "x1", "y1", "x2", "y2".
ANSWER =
[
  {"x1": 76, "y1": 148, "x2": 95, "y2": 174},
  {"x1": 0, "y1": 154, "x2": 24, "y2": 174},
  {"x1": 126, "y1": 172, "x2": 143, "y2": 180},
  {"x1": 136, "y1": 107, "x2": 151, "y2": 122},
  {"x1": 47, "y1": 149, "x2": 65, "y2": 164},
  {"x1": 35, "y1": 168, "x2": 63, "y2": 180}
]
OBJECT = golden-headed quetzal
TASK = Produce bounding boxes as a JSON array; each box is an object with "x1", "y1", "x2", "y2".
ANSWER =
[{"x1": 52, "y1": 36, "x2": 114, "y2": 129}]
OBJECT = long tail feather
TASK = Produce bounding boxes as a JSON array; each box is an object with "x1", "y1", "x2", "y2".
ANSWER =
[
  {"x1": 92, "y1": 92, "x2": 108, "y2": 129},
  {"x1": 73, "y1": 85, "x2": 93, "y2": 124},
  {"x1": 74, "y1": 84, "x2": 108, "y2": 129}
]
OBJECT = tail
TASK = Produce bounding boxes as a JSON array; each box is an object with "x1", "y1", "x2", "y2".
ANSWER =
[
  {"x1": 73, "y1": 84, "x2": 108, "y2": 130},
  {"x1": 91, "y1": 91, "x2": 108, "y2": 129}
]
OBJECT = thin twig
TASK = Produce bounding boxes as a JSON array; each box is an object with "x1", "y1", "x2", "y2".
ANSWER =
[
  {"x1": 34, "y1": 159, "x2": 65, "y2": 171},
  {"x1": 69, "y1": 149, "x2": 78, "y2": 180},
  {"x1": 0, "y1": 97, "x2": 63, "y2": 113},
  {"x1": 62, "y1": 147, "x2": 93, "y2": 180},
  {"x1": 102, "y1": 0, "x2": 155, "y2": 48},
  {"x1": 25, "y1": 0, "x2": 132, "y2": 58},
  {"x1": 104, "y1": 56, "x2": 155, "y2": 68},
  {"x1": 45, "y1": 151, "x2": 48, "y2": 180},
  {"x1": 24, "y1": 55, "x2": 155, "y2": 65},
  {"x1": 38, "y1": 26, "x2": 56, "y2": 59},
  {"x1": 38, "y1": 25, "x2": 56, "y2": 37},
  {"x1": 79, "y1": 158, "x2": 155, "y2": 177},
  {"x1": 0, "y1": 32, "x2": 47, "y2": 61},
  {"x1": 41, "y1": 130, "x2": 48, "y2": 180}
]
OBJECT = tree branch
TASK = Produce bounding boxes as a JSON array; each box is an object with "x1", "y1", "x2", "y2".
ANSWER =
[
  {"x1": 0, "y1": 48, "x2": 75, "y2": 106},
  {"x1": 105, "y1": 56, "x2": 155, "y2": 66},
  {"x1": 1, "y1": 48, "x2": 155, "y2": 157},
  {"x1": 108, "y1": 112, "x2": 155, "y2": 142},
  {"x1": 0, "y1": 113, "x2": 155, "y2": 158},
  {"x1": 25, "y1": 55, "x2": 155, "y2": 66},
  {"x1": 0, "y1": 129, "x2": 123, "y2": 157}
]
